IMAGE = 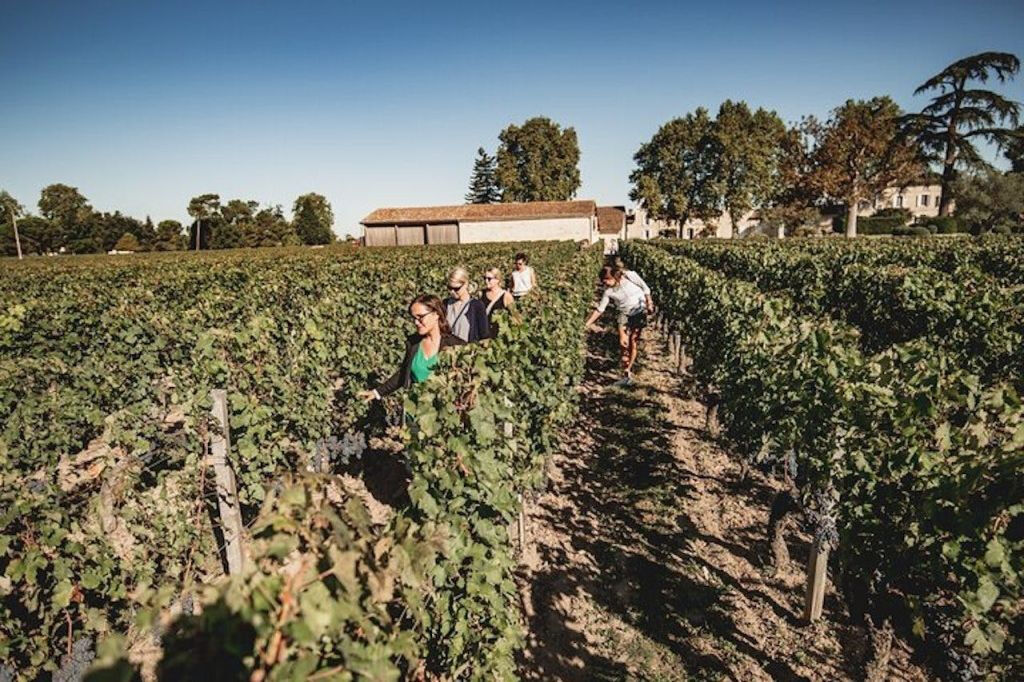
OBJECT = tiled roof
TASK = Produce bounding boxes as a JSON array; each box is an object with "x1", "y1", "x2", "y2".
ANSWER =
[
  {"x1": 362, "y1": 200, "x2": 597, "y2": 225},
  {"x1": 597, "y1": 206, "x2": 626, "y2": 234}
]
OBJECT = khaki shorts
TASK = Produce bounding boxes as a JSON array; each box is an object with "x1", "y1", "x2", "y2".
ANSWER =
[{"x1": 617, "y1": 307, "x2": 647, "y2": 329}]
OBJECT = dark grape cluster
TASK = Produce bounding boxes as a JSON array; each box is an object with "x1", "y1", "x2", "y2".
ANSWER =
[
  {"x1": 808, "y1": 487, "x2": 840, "y2": 548},
  {"x1": 53, "y1": 637, "x2": 94, "y2": 682},
  {"x1": 927, "y1": 608, "x2": 985, "y2": 682},
  {"x1": 310, "y1": 431, "x2": 367, "y2": 472}
]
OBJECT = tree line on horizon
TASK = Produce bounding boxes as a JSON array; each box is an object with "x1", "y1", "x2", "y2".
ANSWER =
[
  {"x1": 466, "y1": 52, "x2": 1023, "y2": 238},
  {"x1": 3, "y1": 52, "x2": 1022, "y2": 256},
  {"x1": 0, "y1": 188, "x2": 336, "y2": 257}
]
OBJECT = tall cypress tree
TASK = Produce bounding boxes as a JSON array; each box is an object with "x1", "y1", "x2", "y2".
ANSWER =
[{"x1": 465, "y1": 147, "x2": 501, "y2": 203}]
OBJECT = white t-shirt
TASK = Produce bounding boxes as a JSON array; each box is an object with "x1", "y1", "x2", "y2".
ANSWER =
[
  {"x1": 511, "y1": 266, "x2": 535, "y2": 296},
  {"x1": 596, "y1": 274, "x2": 648, "y2": 314},
  {"x1": 622, "y1": 270, "x2": 650, "y2": 296}
]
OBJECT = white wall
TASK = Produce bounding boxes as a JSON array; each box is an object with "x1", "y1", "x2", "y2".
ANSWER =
[
  {"x1": 459, "y1": 217, "x2": 593, "y2": 243},
  {"x1": 864, "y1": 184, "x2": 944, "y2": 219}
]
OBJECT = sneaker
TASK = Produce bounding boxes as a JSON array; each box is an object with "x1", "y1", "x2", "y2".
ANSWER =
[{"x1": 612, "y1": 375, "x2": 634, "y2": 387}]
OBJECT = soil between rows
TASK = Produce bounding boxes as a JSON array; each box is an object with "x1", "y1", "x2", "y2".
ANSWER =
[{"x1": 516, "y1": 326, "x2": 933, "y2": 681}]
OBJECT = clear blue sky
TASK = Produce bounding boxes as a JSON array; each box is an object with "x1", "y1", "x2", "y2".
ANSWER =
[{"x1": 2, "y1": 0, "x2": 1022, "y2": 237}]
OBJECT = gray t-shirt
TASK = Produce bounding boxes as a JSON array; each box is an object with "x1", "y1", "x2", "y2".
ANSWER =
[{"x1": 446, "y1": 298, "x2": 472, "y2": 341}]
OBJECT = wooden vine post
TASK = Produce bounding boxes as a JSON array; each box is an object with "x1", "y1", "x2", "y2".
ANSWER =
[
  {"x1": 803, "y1": 536, "x2": 829, "y2": 623},
  {"x1": 517, "y1": 492, "x2": 526, "y2": 556},
  {"x1": 209, "y1": 389, "x2": 245, "y2": 575}
]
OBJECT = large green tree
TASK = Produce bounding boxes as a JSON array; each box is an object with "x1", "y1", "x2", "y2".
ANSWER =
[
  {"x1": 758, "y1": 122, "x2": 825, "y2": 236},
  {"x1": 139, "y1": 216, "x2": 157, "y2": 249},
  {"x1": 465, "y1": 148, "x2": 501, "y2": 204},
  {"x1": 113, "y1": 232, "x2": 141, "y2": 252},
  {"x1": 242, "y1": 205, "x2": 298, "y2": 247},
  {"x1": 808, "y1": 97, "x2": 923, "y2": 238},
  {"x1": 87, "y1": 212, "x2": 145, "y2": 253},
  {"x1": 901, "y1": 52, "x2": 1021, "y2": 216},
  {"x1": 187, "y1": 193, "x2": 221, "y2": 250},
  {"x1": 38, "y1": 183, "x2": 90, "y2": 226},
  {"x1": 629, "y1": 108, "x2": 719, "y2": 236},
  {"x1": 495, "y1": 117, "x2": 580, "y2": 202},
  {"x1": 710, "y1": 100, "x2": 788, "y2": 237},
  {"x1": 953, "y1": 170, "x2": 1024, "y2": 234},
  {"x1": 1006, "y1": 126, "x2": 1024, "y2": 173},
  {"x1": 155, "y1": 220, "x2": 185, "y2": 251},
  {"x1": 0, "y1": 190, "x2": 25, "y2": 258},
  {"x1": 38, "y1": 183, "x2": 92, "y2": 249},
  {"x1": 221, "y1": 199, "x2": 258, "y2": 225},
  {"x1": 8, "y1": 217, "x2": 59, "y2": 255},
  {"x1": 292, "y1": 193, "x2": 335, "y2": 244}
]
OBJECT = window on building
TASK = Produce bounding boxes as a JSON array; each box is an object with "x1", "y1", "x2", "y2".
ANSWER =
[
  {"x1": 894, "y1": 195, "x2": 904, "y2": 208},
  {"x1": 918, "y1": 194, "x2": 929, "y2": 207},
  {"x1": 858, "y1": 200, "x2": 870, "y2": 211}
]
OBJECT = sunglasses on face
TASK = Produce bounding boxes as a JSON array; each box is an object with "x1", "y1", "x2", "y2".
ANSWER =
[
  {"x1": 410, "y1": 311, "x2": 436, "y2": 324},
  {"x1": 484, "y1": 275, "x2": 497, "y2": 281},
  {"x1": 448, "y1": 282, "x2": 465, "y2": 291}
]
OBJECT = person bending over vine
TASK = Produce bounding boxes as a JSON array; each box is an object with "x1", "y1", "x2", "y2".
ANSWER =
[{"x1": 584, "y1": 264, "x2": 654, "y2": 386}]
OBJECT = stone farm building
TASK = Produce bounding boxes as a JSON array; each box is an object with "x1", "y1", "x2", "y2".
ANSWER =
[
  {"x1": 361, "y1": 180, "x2": 946, "y2": 246},
  {"x1": 361, "y1": 200, "x2": 601, "y2": 246}
]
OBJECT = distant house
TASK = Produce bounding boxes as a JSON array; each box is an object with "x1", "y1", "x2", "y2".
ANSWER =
[
  {"x1": 626, "y1": 178, "x2": 948, "y2": 240},
  {"x1": 360, "y1": 200, "x2": 598, "y2": 246},
  {"x1": 857, "y1": 180, "x2": 945, "y2": 220},
  {"x1": 596, "y1": 205, "x2": 626, "y2": 253},
  {"x1": 627, "y1": 206, "x2": 735, "y2": 240}
]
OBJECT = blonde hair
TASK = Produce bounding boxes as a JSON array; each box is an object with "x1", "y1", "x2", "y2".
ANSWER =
[{"x1": 448, "y1": 266, "x2": 476, "y2": 294}]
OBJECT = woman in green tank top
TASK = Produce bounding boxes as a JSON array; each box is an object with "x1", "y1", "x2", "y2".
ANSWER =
[
  {"x1": 358, "y1": 294, "x2": 465, "y2": 402},
  {"x1": 409, "y1": 342, "x2": 439, "y2": 383}
]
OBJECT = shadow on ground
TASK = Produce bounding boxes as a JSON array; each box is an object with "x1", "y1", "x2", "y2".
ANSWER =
[{"x1": 518, "y1": 330, "x2": 836, "y2": 681}]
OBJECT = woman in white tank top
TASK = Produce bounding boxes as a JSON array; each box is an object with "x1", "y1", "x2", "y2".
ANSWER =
[{"x1": 510, "y1": 252, "x2": 537, "y2": 298}]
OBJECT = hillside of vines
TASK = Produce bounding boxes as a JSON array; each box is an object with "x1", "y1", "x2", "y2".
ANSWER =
[
  {"x1": 0, "y1": 241, "x2": 601, "y2": 680},
  {"x1": 623, "y1": 236, "x2": 1023, "y2": 680}
]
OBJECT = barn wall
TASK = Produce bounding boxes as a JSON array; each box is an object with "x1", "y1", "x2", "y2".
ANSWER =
[
  {"x1": 426, "y1": 223, "x2": 458, "y2": 244},
  {"x1": 396, "y1": 225, "x2": 426, "y2": 245},
  {"x1": 459, "y1": 217, "x2": 593, "y2": 244},
  {"x1": 364, "y1": 226, "x2": 397, "y2": 247}
]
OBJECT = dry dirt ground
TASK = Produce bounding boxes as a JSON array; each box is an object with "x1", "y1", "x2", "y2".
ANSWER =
[{"x1": 516, "y1": 327, "x2": 934, "y2": 681}]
